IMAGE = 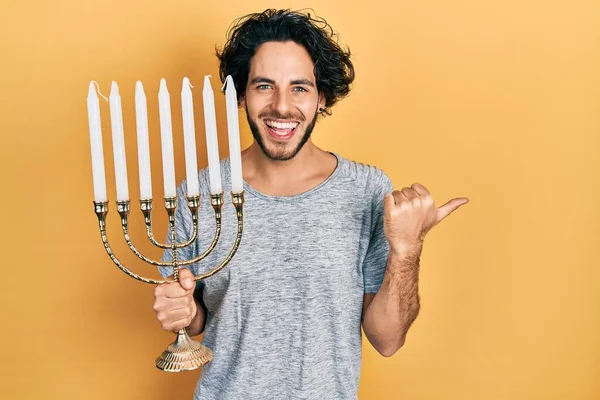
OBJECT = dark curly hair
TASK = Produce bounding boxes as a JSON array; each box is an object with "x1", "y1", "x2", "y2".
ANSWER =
[{"x1": 216, "y1": 9, "x2": 355, "y2": 115}]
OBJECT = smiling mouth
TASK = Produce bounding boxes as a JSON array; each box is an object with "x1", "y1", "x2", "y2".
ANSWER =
[{"x1": 264, "y1": 119, "x2": 299, "y2": 139}]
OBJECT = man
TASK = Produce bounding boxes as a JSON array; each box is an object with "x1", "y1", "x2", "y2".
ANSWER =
[{"x1": 153, "y1": 9, "x2": 468, "y2": 399}]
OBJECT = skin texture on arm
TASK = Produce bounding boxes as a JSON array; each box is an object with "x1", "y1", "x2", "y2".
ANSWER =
[
  {"x1": 362, "y1": 247, "x2": 421, "y2": 357},
  {"x1": 362, "y1": 183, "x2": 469, "y2": 357}
]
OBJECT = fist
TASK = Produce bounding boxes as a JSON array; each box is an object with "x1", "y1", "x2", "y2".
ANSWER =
[
  {"x1": 383, "y1": 183, "x2": 468, "y2": 254},
  {"x1": 152, "y1": 268, "x2": 197, "y2": 332}
]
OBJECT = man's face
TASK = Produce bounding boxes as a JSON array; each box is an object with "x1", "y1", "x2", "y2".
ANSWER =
[{"x1": 242, "y1": 41, "x2": 325, "y2": 161}]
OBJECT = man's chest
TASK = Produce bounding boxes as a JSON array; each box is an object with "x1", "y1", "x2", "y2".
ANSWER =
[{"x1": 193, "y1": 200, "x2": 371, "y2": 309}]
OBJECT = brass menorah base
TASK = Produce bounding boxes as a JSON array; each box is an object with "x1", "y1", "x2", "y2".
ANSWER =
[
  {"x1": 155, "y1": 329, "x2": 213, "y2": 372},
  {"x1": 94, "y1": 191, "x2": 244, "y2": 372}
]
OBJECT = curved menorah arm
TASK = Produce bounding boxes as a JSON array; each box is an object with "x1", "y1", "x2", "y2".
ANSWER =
[
  {"x1": 142, "y1": 196, "x2": 203, "y2": 249},
  {"x1": 194, "y1": 192, "x2": 245, "y2": 281},
  {"x1": 117, "y1": 195, "x2": 224, "y2": 267},
  {"x1": 94, "y1": 202, "x2": 172, "y2": 285},
  {"x1": 94, "y1": 192, "x2": 244, "y2": 284}
]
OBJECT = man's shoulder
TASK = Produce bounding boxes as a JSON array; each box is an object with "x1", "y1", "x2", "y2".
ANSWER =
[{"x1": 334, "y1": 153, "x2": 392, "y2": 192}]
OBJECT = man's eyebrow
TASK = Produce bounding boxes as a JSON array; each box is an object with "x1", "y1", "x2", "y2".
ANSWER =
[
  {"x1": 249, "y1": 77, "x2": 275, "y2": 85},
  {"x1": 249, "y1": 77, "x2": 316, "y2": 87},
  {"x1": 290, "y1": 79, "x2": 315, "y2": 87}
]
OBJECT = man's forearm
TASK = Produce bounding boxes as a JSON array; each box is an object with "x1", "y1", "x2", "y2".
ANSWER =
[{"x1": 363, "y1": 247, "x2": 421, "y2": 357}]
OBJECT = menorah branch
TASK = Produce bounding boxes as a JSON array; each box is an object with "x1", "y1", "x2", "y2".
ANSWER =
[
  {"x1": 141, "y1": 197, "x2": 200, "y2": 249},
  {"x1": 94, "y1": 191, "x2": 244, "y2": 284},
  {"x1": 194, "y1": 192, "x2": 244, "y2": 281},
  {"x1": 117, "y1": 194, "x2": 224, "y2": 267},
  {"x1": 94, "y1": 201, "x2": 168, "y2": 284}
]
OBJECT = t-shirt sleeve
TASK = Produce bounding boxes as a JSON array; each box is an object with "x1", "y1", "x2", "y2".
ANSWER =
[
  {"x1": 158, "y1": 183, "x2": 195, "y2": 279},
  {"x1": 363, "y1": 168, "x2": 394, "y2": 293}
]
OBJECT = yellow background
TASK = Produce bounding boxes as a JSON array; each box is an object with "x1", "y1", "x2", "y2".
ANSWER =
[{"x1": 1, "y1": 0, "x2": 598, "y2": 399}]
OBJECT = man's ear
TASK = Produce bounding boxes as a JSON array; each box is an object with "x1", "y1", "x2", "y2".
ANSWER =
[
  {"x1": 318, "y1": 93, "x2": 326, "y2": 112},
  {"x1": 239, "y1": 94, "x2": 246, "y2": 109}
]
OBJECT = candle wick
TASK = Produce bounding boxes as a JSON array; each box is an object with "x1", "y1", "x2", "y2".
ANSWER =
[
  {"x1": 91, "y1": 81, "x2": 109, "y2": 102},
  {"x1": 184, "y1": 79, "x2": 194, "y2": 89},
  {"x1": 220, "y1": 76, "x2": 236, "y2": 93}
]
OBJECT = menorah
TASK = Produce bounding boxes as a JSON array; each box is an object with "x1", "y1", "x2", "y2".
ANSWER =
[{"x1": 86, "y1": 75, "x2": 245, "y2": 372}]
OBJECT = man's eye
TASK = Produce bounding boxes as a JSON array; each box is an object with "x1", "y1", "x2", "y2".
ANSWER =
[
  {"x1": 293, "y1": 87, "x2": 308, "y2": 92},
  {"x1": 257, "y1": 84, "x2": 272, "y2": 90}
]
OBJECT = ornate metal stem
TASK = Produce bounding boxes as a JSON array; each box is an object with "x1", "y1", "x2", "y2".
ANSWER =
[
  {"x1": 166, "y1": 196, "x2": 179, "y2": 279},
  {"x1": 154, "y1": 198, "x2": 214, "y2": 371}
]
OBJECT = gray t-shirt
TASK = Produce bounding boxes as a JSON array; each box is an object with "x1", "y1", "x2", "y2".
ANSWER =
[{"x1": 160, "y1": 152, "x2": 393, "y2": 400}]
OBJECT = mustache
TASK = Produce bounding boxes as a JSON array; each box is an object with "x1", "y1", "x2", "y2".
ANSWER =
[{"x1": 258, "y1": 110, "x2": 305, "y2": 122}]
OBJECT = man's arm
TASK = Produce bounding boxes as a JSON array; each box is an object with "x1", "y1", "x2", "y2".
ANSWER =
[
  {"x1": 362, "y1": 183, "x2": 468, "y2": 357},
  {"x1": 188, "y1": 284, "x2": 208, "y2": 336},
  {"x1": 362, "y1": 246, "x2": 421, "y2": 357}
]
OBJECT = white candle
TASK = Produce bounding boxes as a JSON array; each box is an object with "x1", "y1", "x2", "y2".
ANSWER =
[
  {"x1": 87, "y1": 82, "x2": 108, "y2": 202},
  {"x1": 181, "y1": 78, "x2": 200, "y2": 197},
  {"x1": 109, "y1": 81, "x2": 129, "y2": 201},
  {"x1": 135, "y1": 81, "x2": 152, "y2": 200},
  {"x1": 158, "y1": 79, "x2": 177, "y2": 198},
  {"x1": 202, "y1": 75, "x2": 223, "y2": 195},
  {"x1": 224, "y1": 76, "x2": 243, "y2": 193}
]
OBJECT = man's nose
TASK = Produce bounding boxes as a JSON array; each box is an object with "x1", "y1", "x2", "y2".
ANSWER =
[{"x1": 272, "y1": 90, "x2": 291, "y2": 116}]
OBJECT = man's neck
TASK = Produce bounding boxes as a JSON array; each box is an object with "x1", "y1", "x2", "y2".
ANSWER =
[{"x1": 241, "y1": 141, "x2": 337, "y2": 197}]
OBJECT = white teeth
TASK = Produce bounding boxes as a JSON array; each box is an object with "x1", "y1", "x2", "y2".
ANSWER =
[{"x1": 265, "y1": 120, "x2": 299, "y2": 130}]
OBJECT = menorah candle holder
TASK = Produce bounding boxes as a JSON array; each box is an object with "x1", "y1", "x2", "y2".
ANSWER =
[
  {"x1": 93, "y1": 191, "x2": 244, "y2": 371},
  {"x1": 87, "y1": 75, "x2": 245, "y2": 372}
]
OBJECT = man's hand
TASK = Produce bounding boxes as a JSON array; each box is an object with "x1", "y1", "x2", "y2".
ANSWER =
[
  {"x1": 362, "y1": 183, "x2": 468, "y2": 357},
  {"x1": 383, "y1": 183, "x2": 469, "y2": 255},
  {"x1": 153, "y1": 268, "x2": 197, "y2": 333}
]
